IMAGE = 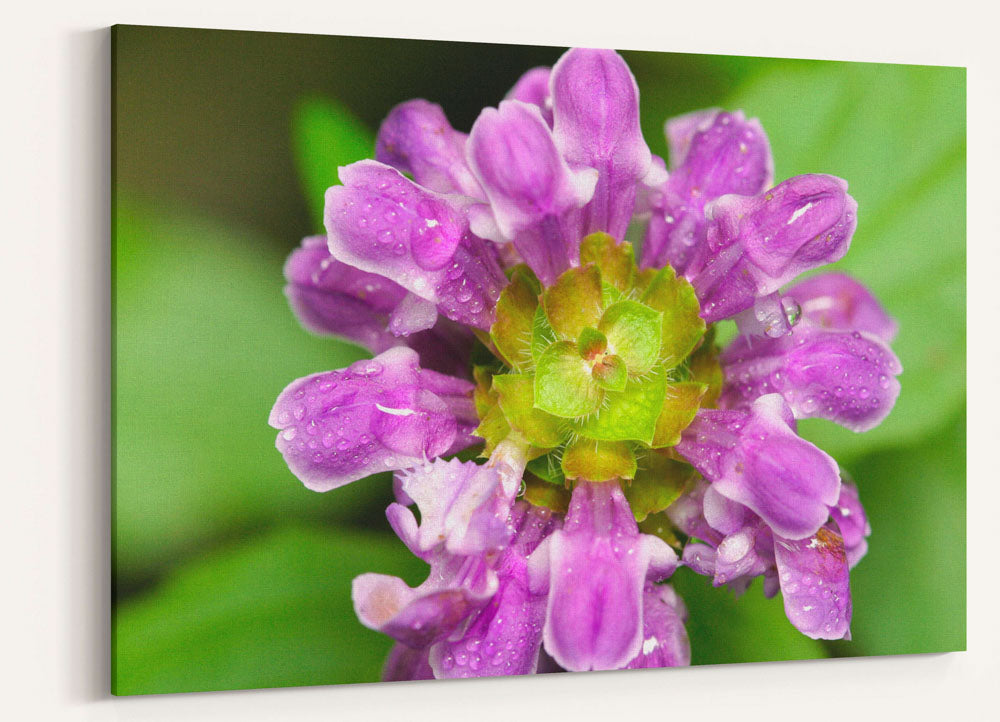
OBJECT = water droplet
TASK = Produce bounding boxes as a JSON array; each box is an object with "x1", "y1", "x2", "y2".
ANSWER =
[{"x1": 781, "y1": 297, "x2": 802, "y2": 327}]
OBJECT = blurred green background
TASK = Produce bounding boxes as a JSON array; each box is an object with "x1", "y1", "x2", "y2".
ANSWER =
[{"x1": 111, "y1": 25, "x2": 966, "y2": 695}]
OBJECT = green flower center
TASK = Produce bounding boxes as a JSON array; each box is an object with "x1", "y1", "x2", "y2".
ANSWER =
[{"x1": 475, "y1": 232, "x2": 723, "y2": 523}]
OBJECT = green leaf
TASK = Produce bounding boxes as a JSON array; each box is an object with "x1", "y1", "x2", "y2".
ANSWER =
[
  {"x1": 534, "y1": 341, "x2": 603, "y2": 418},
  {"x1": 599, "y1": 299, "x2": 663, "y2": 374},
  {"x1": 640, "y1": 265, "x2": 705, "y2": 368},
  {"x1": 522, "y1": 474, "x2": 570, "y2": 513},
  {"x1": 530, "y1": 304, "x2": 558, "y2": 363},
  {"x1": 473, "y1": 402, "x2": 510, "y2": 458},
  {"x1": 625, "y1": 452, "x2": 694, "y2": 521},
  {"x1": 493, "y1": 373, "x2": 568, "y2": 449},
  {"x1": 525, "y1": 452, "x2": 567, "y2": 487},
  {"x1": 651, "y1": 381, "x2": 707, "y2": 448},
  {"x1": 561, "y1": 439, "x2": 637, "y2": 482},
  {"x1": 687, "y1": 327, "x2": 724, "y2": 408},
  {"x1": 292, "y1": 96, "x2": 374, "y2": 231},
  {"x1": 601, "y1": 280, "x2": 627, "y2": 307},
  {"x1": 490, "y1": 269, "x2": 540, "y2": 371},
  {"x1": 574, "y1": 365, "x2": 668, "y2": 444},
  {"x1": 542, "y1": 265, "x2": 605, "y2": 340},
  {"x1": 472, "y1": 365, "x2": 498, "y2": 417},
  {"x1": 579, "y1": 232, "x2": 636, "y2": 291},
  {"x1": 112, "y1": 524, "x2": 426, "y2": 694},
  {"x1": 723, "y1": 62, "x2": 965, "y2": 459},
  {"x1": 113, "y1": 199, "x2": 379, "y2": 584}
]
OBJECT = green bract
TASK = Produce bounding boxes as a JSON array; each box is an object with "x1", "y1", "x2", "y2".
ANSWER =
[{"x1": 482, "y1": 233, "x2": 714, "y2": 502}]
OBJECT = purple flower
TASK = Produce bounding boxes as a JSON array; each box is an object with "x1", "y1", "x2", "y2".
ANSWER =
[
  {"x1": 527, "y1": 481, "x2": 679, "y2": 671},
  {"x1": 271, "y1": 46, "x2": 900, "y2": 679}
]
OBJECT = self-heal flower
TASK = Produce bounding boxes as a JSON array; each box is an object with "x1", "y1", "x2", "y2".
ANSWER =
[{"x1": 271, "y1": 46, "x2": 900, "y2": 680}]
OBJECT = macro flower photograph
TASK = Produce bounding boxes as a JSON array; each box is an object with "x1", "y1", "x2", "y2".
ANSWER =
[{"x1": 111, "y1": 25, "x2": 965, "y2": 694}]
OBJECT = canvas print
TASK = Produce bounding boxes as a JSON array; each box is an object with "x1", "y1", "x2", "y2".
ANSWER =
[{"x1": 111, "y1": 25, "x2": 966, "y2": 694}]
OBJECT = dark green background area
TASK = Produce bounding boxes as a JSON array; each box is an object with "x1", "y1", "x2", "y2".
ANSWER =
[{"x1": 111, "y1": 25, "x2": 966, "y2": 695}]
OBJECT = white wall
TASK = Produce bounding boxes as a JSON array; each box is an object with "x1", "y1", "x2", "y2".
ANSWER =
[{"x1": 2, "y1": 1, "x2": 997, "y2": 720}]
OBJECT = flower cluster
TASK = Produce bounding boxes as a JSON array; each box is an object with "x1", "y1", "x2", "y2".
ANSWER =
[{"x1": 269, "y1": 47, "x2": 900, "y2": 679}]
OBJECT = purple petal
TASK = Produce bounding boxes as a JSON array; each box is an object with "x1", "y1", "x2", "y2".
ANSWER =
[
  {"x1": 388, "y1": 292, "x2": 438, "y2": 336},
  {"x1": 719, "y1": 323, "x2": 902, "y2": 432},
  {"x1": 731, "y1": 291, "x2": 794, "y2": 340},
  {"x1": 352, "y1": 552, "x2": 498, "y2": 649},
  {"x1": 386, "y1": 502, "x2": 422, "y2": 557},
  {"x1": 830, "y1": 479, "x2": 871, "y2": 568},
  {"x1": 681, "y1": 543, "x2": 717, "y2": 577},
  {"x1": 404, "y1": 318, "x2": 476, "y2": 378},
  {"x1": 268, "y1": 347, "x2": 475, "y2": 491},
  {"x1": 326, "y1": 160, "x2": 506, "y2": 330},
  {"x1": 702, "y1": 483, "x2": 750, "y2": 535},
  {"x1": 416, "y1": 365, "x2": 481, "y2": 449},
  {"x1": 692, "y1": 174, "x2": 857, "y2": 322},
  {"x1": 283, "y1": 237, "x2": 475, "y2": 376},
  {"x1": 785, "y1": 272, "x2": 899, "y2": 342},
  {"x1": 283, "y1": 235, "x2": 406, "y2": 351},
  {"x1": 666, "y1": 478, "x2": 723, "y2": 546},
  {"x1": 528, "y1": 481, "x2": 678, "y2": 671},
  {"x1": 625, "y1": 584, "x2": 691, "y2": 668},
  {"x1": 506, "y1": 67, "x2": 552, "y2": 126},
  {"x1": 383, "y1": 643, "x2": 434, "y2": 682},
  {"x1": 676, "y1": 394, "x2": 841, "y2": 540},
  {"x1": 375, "y1": 99, "x2": 483, "y2": 198},
  {"x1": 664, "y1": 107, "x2": 720, "y2": 168},
  {"x1": 711, "y1": 522, "x2": 771, "y2": 586},
  {"x1": 773, "y1": 527, "x2": 852, "y2": 639},
  {"x1": 551, "y1": 48, "x2": 656, "y2": 240},
  {"x1": 641, "y1": 110, "x2": 773, "y2": 273},
  {"x1": 467, "y1": 100, "x2": 597, "y2": 284},
  {"x1": 669, "y1": 110, "x2": 773, "y2": 202},
  {"x1": 429, "y1": 503, "x2": 559, "y2": 678},
  {"x1": 397, "y1": 458, "x2": 515, "y2": 556}
]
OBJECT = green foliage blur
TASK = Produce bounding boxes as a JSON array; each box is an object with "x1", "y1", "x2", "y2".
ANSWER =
[{"x1": 111, "y1": 25, "x2": 966, "y2": 695}]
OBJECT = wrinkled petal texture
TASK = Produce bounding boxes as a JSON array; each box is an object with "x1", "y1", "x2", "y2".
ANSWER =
[
  {"x1": 326, "y1": 160, "x2": 506, "y2": 330},
  {"x1": 269, "y1": 347, "x2": 475, "y2": 491},
  {"x1": 429, "y1": 503, "x2": 559, "y2": 678},
  {"x1": 551, "y1": 48, "x2": 654, "y2": 240},
  {"x1": 642, "y1": 110, "x2": 772, "y2": 273},
  {"x1": 773, "y1": 527, "x2": 852, "y2": 639},
  {"x1": 626, "y1": 584, "x2": 691, "y2": 668},
  {"x1": 693, "y1": 174, "x2": 857, "y2": 322},
  {"x1": 676, "y1": 394, "x2": 841, "y2": 540},
  {"x1": 529, "y1": 481, "x2": 677, "y2": 671},
  {"x1": 720, "y1": 322, "x2": 902, "y2": 432},
  {"x1": 375, "y1": 99, "x2": 483, "y2": 198}
]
